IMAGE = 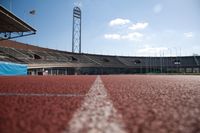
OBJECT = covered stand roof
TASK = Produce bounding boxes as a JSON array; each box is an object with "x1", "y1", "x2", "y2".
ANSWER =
[{"x1": 0, "y1": 5, "x2": 36, "y2": 40}]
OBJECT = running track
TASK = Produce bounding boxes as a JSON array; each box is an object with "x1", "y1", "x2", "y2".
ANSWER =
[{"x1": 0, "y1": 75, "x2": 200, "y2": 133}]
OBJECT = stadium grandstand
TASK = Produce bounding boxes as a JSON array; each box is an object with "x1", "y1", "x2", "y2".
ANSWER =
[{"x1": 0, "y1": 40, "x2": 200, "y2": 75}]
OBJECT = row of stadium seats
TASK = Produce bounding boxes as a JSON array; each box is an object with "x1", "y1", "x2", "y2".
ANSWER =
[{"x1": 0, "y1": 40, "x2": 200, "y2": 69}]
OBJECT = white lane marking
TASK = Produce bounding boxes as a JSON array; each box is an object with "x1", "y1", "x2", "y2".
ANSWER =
[
  {"x1": 65, "y1": 76, "x2": 127, "y2": 133},
  {"x1": 0, "y1": 93, "x2": 84, "y2": 97}
]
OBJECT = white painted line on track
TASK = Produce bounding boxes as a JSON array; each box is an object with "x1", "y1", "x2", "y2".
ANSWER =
[
  {"x1": 0, "y1": 93, "x2": 84, "y2": 97},
  {"x1": 65, "y1": 76, "x2": 127, "y2": 133}
]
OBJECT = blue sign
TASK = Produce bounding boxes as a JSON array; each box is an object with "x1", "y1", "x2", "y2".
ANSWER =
[{"x1": 0, "y1": 61, "x2": 27, "y2": 76}]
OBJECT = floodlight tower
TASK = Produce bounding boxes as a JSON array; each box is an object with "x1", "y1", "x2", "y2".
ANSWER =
[{"x1": 72, "y1": 7, "x2": 81, "y2": 53}]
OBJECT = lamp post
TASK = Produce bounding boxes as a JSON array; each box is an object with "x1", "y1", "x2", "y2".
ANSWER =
[{"x1": 173, "y1": 47, "x2": 178, "y2": 73}]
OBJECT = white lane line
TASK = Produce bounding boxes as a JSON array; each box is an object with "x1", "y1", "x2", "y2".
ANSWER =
[
  {"x1": 65, "y1": 76, "x2": 127, "y2": 133},
  {"x1": 0, "y1": 93, "x2": 84, "y2": 97}
]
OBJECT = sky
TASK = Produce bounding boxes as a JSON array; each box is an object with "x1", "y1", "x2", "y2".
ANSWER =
[{"x1": 0, "y1": 0, "x2": 200, "y2": 56}]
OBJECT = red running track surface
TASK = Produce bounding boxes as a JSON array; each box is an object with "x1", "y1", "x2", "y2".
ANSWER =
[
  {"x1": 0, "y1": 76, "x2": 96, "y2": 94},
  {"x1": 101, "y1": 75, "x2": 200, "y2": 133},
  {"x1": 0, "y1": 75, "x2": 96, "y2": 133},
  {"x1": 0, "y1": 96, "x2": 82, "y2": 133},
  {"x1": 1, "y1": 75, "x2": 200, "y2": 133}
]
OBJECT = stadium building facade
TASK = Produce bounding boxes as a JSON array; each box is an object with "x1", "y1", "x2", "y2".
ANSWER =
[{"x1": 0, "y1": 40, "x2": 200, "y2": 75}]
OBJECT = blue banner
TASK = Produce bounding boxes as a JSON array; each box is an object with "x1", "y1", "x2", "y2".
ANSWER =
[{"x1": 0, "y1": 62, "x2": 27, "y2": 76}]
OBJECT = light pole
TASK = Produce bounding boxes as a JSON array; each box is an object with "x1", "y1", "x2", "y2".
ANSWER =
[
  {"x1": 168, "y1": 48, "x2": 172, "y2": 73},
  {"x1": 173, "y1": 47, "x2": 178, "y2": 73},
  {"x1": 160, "y1": 50, "x2": 162, "y2": 73},
  {"x1": 179, "y1": 48, "x2": 182, "y2": 73}
]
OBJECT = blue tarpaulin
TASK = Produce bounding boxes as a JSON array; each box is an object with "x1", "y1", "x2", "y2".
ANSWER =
[{"x1": 0, "y1": 62, "x2": 27, "y2": 76}]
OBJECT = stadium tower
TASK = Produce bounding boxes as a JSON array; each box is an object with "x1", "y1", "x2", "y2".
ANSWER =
[{"x1": 72, "y1": 7, "x2": 81, "y2": 53}]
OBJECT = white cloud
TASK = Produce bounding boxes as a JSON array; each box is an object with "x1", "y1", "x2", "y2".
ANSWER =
[
  {"x1": 184, "y1": 32, "x2": 194, "y2": 38},
  {"x1": 137, "y1": 45, "x2": 168, "y2": 56},
  {"x1": 104, "y1": 34, "x2": 121, "y2": 40},
  {"x1": 104, "y1": 32, "x2": 143, "y2": 41},
  {"x1": 121, "y1": 32, "x2": 143, "y2": 41},
  {"x1": 153, "y1": 4, "x2": 163, "y2": 14},
  {"x1": 109, "y1": 18, "x2": 131, "y2": 26},
  {"x1": 129, "y1": 22, "x2": 149, "y2": 30}
]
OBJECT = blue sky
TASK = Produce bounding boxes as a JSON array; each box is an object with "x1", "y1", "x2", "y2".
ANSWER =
[{"x1": 1, "y1": 0, "x2": 200, "y2": 56}]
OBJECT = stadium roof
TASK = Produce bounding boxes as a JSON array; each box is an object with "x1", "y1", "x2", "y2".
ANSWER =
[{"x1": 0, "y1": 5, "x2": 36, "y2": 40}]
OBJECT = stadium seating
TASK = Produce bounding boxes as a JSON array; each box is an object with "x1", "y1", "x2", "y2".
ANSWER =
[{"x1": 0, "y1": 40, "x2": 199, "y2": 75}]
